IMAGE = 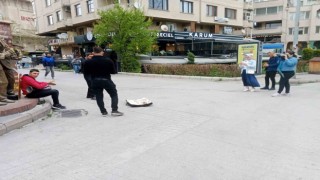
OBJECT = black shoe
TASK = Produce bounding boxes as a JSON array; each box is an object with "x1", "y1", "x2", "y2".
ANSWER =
[
  {"x1": 260, "y1": 87, "x2": 269, "y2": 90},
  {"x1": 52, "y1": 104, "x2": 66, "y2": 110},
  {"x1": 269, "y1": 87, "x2": 276, "y2": 90},
  {"x1": 102, "y1": 112, "x2": 108, "y2": 117},
  {"x1": 7, "y1": 91, "x2": 15, "y2": 96},
  {"x1": 111, "y1": 110, "x2": 124, "y2": 116}
]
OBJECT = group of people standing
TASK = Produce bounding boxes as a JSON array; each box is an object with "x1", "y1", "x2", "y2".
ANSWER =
[
  {"x1": 240, "y1": 50, "x2": 298, "y2": 96},
  {"x1": 19, "y1": 47, "x2": 123, "y2": 116}
]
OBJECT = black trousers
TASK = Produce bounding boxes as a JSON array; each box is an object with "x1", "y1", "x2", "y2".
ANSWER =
[
  {"x1": 26, "y1": 89, "x2": 60, "y2": 105},
  {"x1": 92, "y1": 78, "x2": 118, "y2": 113},
  {"x1": 278, "y1": 71, "x2": 295, "y2": 94},
  {"x1": 264, "y1": 71, "x2": 277, "y2": 88},
  {"x1": 83, "y1": 74, "x2": 95, "y2": 98}
]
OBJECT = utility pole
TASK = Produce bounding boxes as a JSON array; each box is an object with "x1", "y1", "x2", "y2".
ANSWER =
[{"x1": 293, "y1": 0, "x2": 301, "y2": 54}]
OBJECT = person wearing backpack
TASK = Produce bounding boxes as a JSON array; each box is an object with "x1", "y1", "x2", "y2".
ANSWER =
[{"x1": 42, "y1": 52, "x2": 55, "y2": 79}]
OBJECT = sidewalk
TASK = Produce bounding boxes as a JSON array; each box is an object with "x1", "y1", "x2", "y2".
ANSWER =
[
  {"x1": 1, "y1": 70, "x2": 320, "y2": 179},
  {"x1": 1, "y1": 71, "x2": 319, "y2": 136}
]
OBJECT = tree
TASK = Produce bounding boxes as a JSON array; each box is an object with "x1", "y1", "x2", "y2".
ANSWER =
[{"x1": 93, "y1": 5, "x2": 157, "y2": 72}]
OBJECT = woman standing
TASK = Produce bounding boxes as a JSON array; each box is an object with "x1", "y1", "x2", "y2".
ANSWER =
[
  {"x1": 272, "y1": 50, "x2": 298, "y2": 97},
  {"x1": 239, "y1": 53, "x2": 260, "y2": 92}
]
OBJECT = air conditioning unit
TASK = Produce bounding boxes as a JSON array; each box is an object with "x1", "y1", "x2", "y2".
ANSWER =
[{"x1": 64, "y1": 6, "x2": 71, "y2": 12}]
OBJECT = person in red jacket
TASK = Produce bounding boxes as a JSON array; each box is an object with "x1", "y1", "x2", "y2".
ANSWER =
[{"x1": 20, "y1": 69, "x2": 66, "y2": 109}]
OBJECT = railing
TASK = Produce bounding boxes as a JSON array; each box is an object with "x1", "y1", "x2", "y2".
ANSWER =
[{"x1": 253, "y1": 26, "x2": 282, "y2": 35}]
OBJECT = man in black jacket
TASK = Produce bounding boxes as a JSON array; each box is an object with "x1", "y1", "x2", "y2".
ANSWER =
[{"x1": 85, "y1": 47, "x2": 123, "y2": 117}]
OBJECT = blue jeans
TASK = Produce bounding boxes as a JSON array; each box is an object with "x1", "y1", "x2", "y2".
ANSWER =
[
  {"x1": 92, "y1": 78, "x2": 118, "y2": 113},
  {"x1": 45, "y1": 66, "x2": 54, "y2": 78},
  {"x1": 73, "y1": 64, "x2": 80, "y2": 73}
]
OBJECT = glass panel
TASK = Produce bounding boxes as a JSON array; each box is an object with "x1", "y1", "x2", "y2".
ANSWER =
[
  {"x1": 267, "y1": 7, "x2": 277, "y2": 14},
  {"x1": 256, "y1": 8, "x2": 266, "y2": 15}
]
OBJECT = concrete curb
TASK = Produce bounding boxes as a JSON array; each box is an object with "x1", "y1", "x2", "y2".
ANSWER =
[
  {"x1": 118, "y1": 72, "x2": 320, "y2": 84},
  {"x1": 0, "y1": 102, "x2": 52, "y2": 136}
]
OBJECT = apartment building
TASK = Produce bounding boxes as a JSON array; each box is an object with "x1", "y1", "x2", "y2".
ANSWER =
[
  {"x1": 34, "y1": 0, "x2": 250, "y2": 56},
  {"x1": 0, "y1": 0, "x2": 48, "y2": 52},
  {"x1": 252, "y1": 0, "x2": 320, "y2": 51}
]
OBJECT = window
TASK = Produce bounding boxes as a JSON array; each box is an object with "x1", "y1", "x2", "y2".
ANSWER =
[
  {"x1": 265, "y1": 22, "x2": 281, "y2": 29},
  {"x1": 316, "y1": 26, "x2": 320, "y2": 33},
  {"x1": 289, "y1": 11, "x2": 310, "y2": 20},
  {"x1": 256, "y1": 8, "x2": 266, "y2": 15},
  {"x1": 266, "y1": 7, "x2": 277, "y2": 14},
  {"x1": 255, "y1": 6, "x2": 282, "y2": 16},
  {"x1": 207, "y1": 5, "x2": 217, "y2": 16},
  {"x1": 47, "y1": 15, "x2": 53, "y2": 25},
  {"x1": 225, "y1": 8, "x2": 236, "y2": 19},
  {"x1": 75, "y1": 4, "x2": 82, "y2": 16},
  {"x1": 20, "y1": 1, "x2": 33, "y2": 11},
  {"x1": 288, "y1": 27, "x2": 309, "y2": 35},
  {"x1": 46, "y1": 0, "x2": 51, "y2": 6},
  {"x1": 301, "y1": 11, "x2": 310, "y2": 19},
  {"x1": 56, "y1": 10, "x2": 62, "y2": 22},
  {"x1": 180, "y1": 0, "x2": 193, "y2": 14},
  {"x1": 149, "y1": 0, "x2": 168, "y2": 10},
  {"x1": 87, "y1": 0, "x2": 94, "y2": 13}
]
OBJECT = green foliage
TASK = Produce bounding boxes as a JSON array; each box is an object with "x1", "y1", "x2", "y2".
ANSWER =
[
  {"x1": 296, "y1": 60, "x2": 309, "y2": 73},
  {"x1": 121, "y1": 52, "x2": 141, "y2": 72},
  {"x1": 313, "y1": 49, "x2": 320, "y2": 57},
  {"x1": 93, "y1": 5, "x2": 157, "y2": 72},
  {"x1": 57, "y1": 63, "x2": 72, "y2": 70},
  {"x1": 187, "y1": 51, "x2": 195, "y2": 64},
  {"x1": 302, "y1": 48, "x2": 314, "y2": 60},
  {"x1": 143, "y1": 64, "x2": 240, "y2": 77}
]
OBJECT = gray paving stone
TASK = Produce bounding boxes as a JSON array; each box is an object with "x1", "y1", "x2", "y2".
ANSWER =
[{"x1": 0, "y1": 69, "x2": 320, "y2": 179}]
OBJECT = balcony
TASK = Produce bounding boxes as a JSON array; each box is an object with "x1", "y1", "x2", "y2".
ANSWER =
[
  {"x1": 253, "y1": 26, "x2": 282, "y2": 35},
  {"x1": 48, "y1": 32, "x2": 75, "y2": 46},
  {"x1": 243, "y1": 3, "x2": 254, "y2": 11}
]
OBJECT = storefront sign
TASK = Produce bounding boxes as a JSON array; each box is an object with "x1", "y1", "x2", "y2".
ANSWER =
[
  {"x1": 157, "y1": 32, "x2": 174, "y2": 38},
  {"x1": 21, "y1": 16, "x2": 35, "y2": 21}
]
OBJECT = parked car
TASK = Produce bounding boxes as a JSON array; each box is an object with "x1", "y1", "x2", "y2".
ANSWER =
[{"x1": 18, "y1": 56, "x2": 33, "y2": 68}]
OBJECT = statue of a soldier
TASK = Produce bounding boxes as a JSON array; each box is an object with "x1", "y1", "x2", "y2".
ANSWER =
[{"x1": 0, "y1": 39, "x2": 21, "y2": 106}]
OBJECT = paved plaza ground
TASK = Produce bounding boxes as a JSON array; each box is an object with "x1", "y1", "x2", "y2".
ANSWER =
[{"x1": 0, "y1": 69, "x2": 320, "y2": 180}]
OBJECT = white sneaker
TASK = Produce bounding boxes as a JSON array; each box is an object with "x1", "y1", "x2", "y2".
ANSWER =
[
  {"x1": 250, "y1": 88, "x2": 255, "y2": 92},
  {"x1": 243, "y1": 87, "x2": 249, "y2": 92},
  {"x1": 282, "y1": 93, "x2": 290, "y2": 96},
  {"x1": 272, "y1": 93, "x2": 281, "y2": 97}
]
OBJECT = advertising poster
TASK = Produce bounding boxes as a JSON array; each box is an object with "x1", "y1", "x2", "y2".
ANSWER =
[{"x1": 237, "y1": 43, "x2": 258, "y2": 64}]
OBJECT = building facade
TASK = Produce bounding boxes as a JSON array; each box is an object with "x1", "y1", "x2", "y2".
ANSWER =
[
  {"x1": 34, "y1": 0, "x2": 249, "y2": 56},
  {"x1": 0, "y1": 0, "x2": 48, "y2": 52},
  {"x1": 33, "y1": 0, "x2": 320, "y2": 56},
  {"x1": 252, "y1": 0, "x2": 320, "y2": 51}
]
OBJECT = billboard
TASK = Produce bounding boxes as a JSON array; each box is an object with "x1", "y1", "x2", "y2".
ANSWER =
[{"x1": 237, "y1": 43, "x2": 258, "y2": 64}]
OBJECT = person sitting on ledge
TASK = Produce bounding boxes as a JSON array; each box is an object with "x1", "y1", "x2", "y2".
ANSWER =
[{"x1": 20, "y1": 69, "x2": 66, "y2": 110}]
